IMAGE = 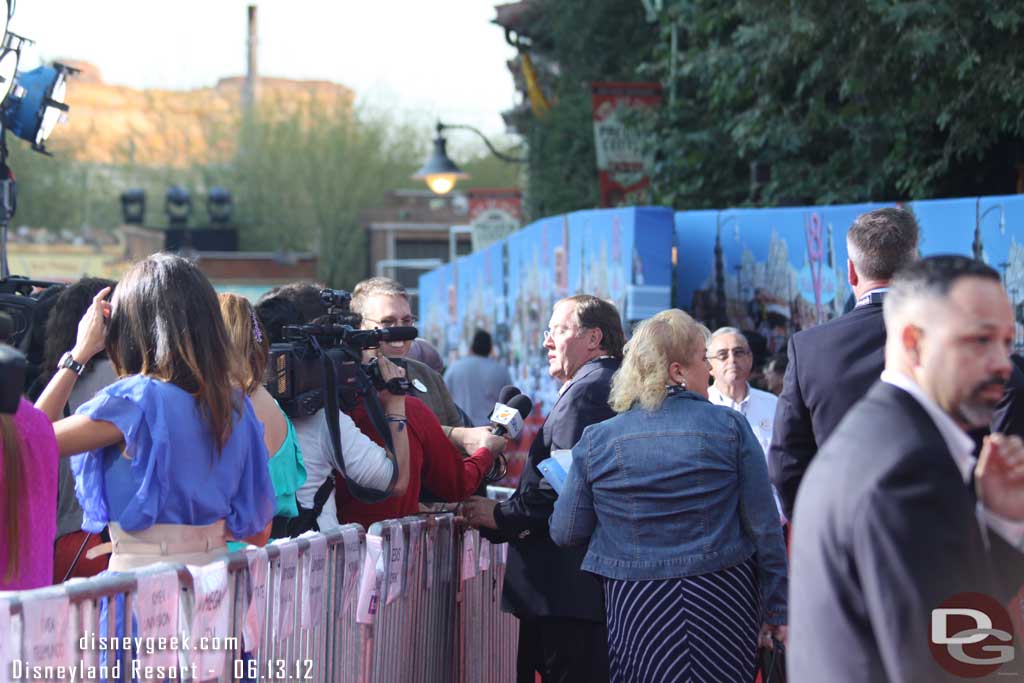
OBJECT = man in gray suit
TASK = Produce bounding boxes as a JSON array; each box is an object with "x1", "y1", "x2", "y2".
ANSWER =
[{"x1": 790, "y1": 255, "x2": 1024, "y2": 681}]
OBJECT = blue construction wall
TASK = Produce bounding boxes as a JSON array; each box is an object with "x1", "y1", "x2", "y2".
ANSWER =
[{"x1": 421, "y1": 194, "x2": 1024, "y2": 411}]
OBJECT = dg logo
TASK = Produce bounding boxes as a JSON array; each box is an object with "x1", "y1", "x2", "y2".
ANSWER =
[{"x1": 930, "y1": 592, "x2": 1017, "y2": 678}]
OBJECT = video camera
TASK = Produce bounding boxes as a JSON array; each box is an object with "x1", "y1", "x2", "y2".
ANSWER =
[{"x1": 263, "y1": 288, "x2": 418, "y2": 418}]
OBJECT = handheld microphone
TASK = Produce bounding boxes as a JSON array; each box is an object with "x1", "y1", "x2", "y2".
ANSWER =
[
  {"x1": 497, "y1": 385, "x2": 520, "y2": 405},
  {"x1": 489, "y1": 393, "x2": 533, "y2": 440}
]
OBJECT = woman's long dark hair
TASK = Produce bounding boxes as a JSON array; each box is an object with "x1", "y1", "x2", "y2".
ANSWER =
[{"x1": 106, "y1": 254, "x2": 238, "y2": 449}]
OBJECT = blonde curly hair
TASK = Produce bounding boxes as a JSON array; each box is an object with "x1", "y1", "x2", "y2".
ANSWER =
[{"x1": 609, "y1": 309, "x2": 709, "y2": 413}]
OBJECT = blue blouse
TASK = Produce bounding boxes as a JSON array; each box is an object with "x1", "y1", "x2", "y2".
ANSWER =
[{"x1": 70, "y1": 375, "x2": 276, "y2": 539}]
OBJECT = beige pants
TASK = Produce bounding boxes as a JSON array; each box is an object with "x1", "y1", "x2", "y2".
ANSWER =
[{"x1": 87, "y1": 520, "x2": 229, "y2": 571}]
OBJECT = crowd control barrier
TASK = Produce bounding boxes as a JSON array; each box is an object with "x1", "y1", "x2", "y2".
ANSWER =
[{"x1": 0, "y1": 513, "x2": 519, "y2": 683}]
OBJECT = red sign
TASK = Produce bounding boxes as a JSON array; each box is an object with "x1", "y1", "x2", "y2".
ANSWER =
[{"x1": 591, "y1": 82, "x2": 663, "y2": 207}]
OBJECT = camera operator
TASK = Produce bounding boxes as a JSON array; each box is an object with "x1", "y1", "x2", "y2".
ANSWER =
[
  {"x1": 255, "y1": 285, "x2": 410, "y2": 534},
  {"x1": 350, "y1": 277, "x2": 499, "y2": 455},
  {"x1": 336, "y1": 344, "x2": 508, "y2": 529}
]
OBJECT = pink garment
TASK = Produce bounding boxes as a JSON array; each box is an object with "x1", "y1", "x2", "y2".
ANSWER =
[{"x1": 0, "y1": 398, "x2": 58, "y2": 589}]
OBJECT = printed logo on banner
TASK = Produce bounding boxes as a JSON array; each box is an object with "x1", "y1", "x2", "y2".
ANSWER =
[
  {"x1": 342, "y1": 527, "x2": 362, "y2": 612},
  {"x1": 478, "y1": 537, "x2": 491, "y2": 572},
  {"x1": 301, "y1": 534, "x2": 328, "y2": 629},
  {"x1": 461, "y1": 529, "x2": 478, "y2": 582},
  {"x1": 386, "y1": 525, "x2": 406, "y2": 606},
  {"x1": 20, "y1": 592, "x2": 73, "y2": 677},
  {"x1": 135, "y1": 569, "x2": 180, "y2": 672},
  {"x1": 244, "y1": 547, "x2": 270, "y2": 652},
  {"x1": 272, "y1": 540, "x2": 299, "y2": 641},
  {"x1": 188, "y1": 561, "x2": 232, "y2": 680},
  {"x1": 356, "y1": 535, "x2": 385, "y2": 625}
]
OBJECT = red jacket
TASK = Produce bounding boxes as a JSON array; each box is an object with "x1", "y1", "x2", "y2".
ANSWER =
[{"x1": 335, "y1": 396, "x2": 493, "y2": 529}]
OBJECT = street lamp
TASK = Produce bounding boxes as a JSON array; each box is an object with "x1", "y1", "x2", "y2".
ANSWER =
[{"x1": 412, "y1": 121, "x2": 525, "y2": 195}]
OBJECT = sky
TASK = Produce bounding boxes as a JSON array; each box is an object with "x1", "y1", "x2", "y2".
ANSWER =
[{"x1": 7, "y1": 0, "x2": 521, "y2": 139}]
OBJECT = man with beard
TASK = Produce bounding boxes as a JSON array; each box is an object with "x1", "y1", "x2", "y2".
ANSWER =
[{"x1": 789, "y1": 256, "x2": 1024, "y2": 682}]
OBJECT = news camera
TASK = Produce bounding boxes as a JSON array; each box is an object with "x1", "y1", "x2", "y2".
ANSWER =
[{"x1": 262, "y1": 288, "x2": 418, "y2": 418}]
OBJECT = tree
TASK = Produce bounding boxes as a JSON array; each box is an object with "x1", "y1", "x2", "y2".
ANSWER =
[{"x1": 644, "y1": 1, "x2": 1024, "y2": 208}]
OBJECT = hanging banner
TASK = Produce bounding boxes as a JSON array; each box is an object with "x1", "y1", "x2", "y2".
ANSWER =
[
  {"x1": 244, "y1": 547, "x2": 270, "y2": 652},
  {"x1": 135, "y1": 569, "x2": 180, "y2": 673},
  {"x1": 468, "y1": 188, "x2": 523, "y2": 251},
  {"x1": 591, "y1": 81, "x2": 663, "y2": 207}
]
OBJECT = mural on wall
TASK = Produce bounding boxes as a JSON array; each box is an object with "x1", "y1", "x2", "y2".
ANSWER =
[
  {"x1": 506, "y1": 215, "x2": 569, "y2": 414},
  {"x1": 568, "y1": 207, "x2": 674, "y2": 326},
  {"x1": 454, "y1": 241, "x2": 506, "y2": 358},
  {"x1": 416, "y1": 261, "x2": 456, "y2": 366},
  {"x1": 909, "y1": 194, "x2": 1024, "y2": 346},
  {"x1": 675, "y1": 203, "x2": 887, "y2": 355}
]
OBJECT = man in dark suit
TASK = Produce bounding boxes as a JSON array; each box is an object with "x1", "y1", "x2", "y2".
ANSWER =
[
  {"x1": 790, "y1": 256, "x2": 1024, "y2": 682},
  {"x1": 462, "y1": 294, "x2": 624, "y2": 683},
  {"x1": 769, "y1": 207, "x2": 920, "y2": 518}
]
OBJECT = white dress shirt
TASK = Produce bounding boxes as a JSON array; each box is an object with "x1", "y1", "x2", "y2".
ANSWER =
[
  {"x1": 881, "y1": 369, "x2": 1024, "y2": 550},
  {"x1": 708, "y1": 382, "x2": 786, "y2": 522}
]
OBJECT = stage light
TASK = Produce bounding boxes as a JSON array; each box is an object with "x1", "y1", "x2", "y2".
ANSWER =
[
  {"x1": 206, "y1": 186, "x2": 233, "y2": 224},
  {"x1": 1, "y1": 62, "x2": 77, "y2": 153},
  {"x1": 120, "y1": 188, "x2": 145, "y2": 225},
  {"x1": 165, "y1": 185, "x2": 192, "y2": 226}
]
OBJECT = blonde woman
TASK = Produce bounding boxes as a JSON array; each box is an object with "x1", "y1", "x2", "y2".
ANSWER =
[
  {"x1": 219, "y1": 293, "x2": 306, "y2": 538},
  {"x1": 550, "y1": 309, "x2": 787, "y2": 682}
]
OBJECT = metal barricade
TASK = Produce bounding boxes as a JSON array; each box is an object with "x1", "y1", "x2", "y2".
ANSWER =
[{"x1": 0, "y1": 515, "x2": 517, "y2": 683}]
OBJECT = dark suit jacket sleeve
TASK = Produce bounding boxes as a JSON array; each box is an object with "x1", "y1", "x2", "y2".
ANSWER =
[
  {"x1": 769, "y1": 335, "x2": 817, "y2": 518},
  {"x1": 491, "y1": 376, "x2": 612, "y2": 540},
  {"x1": 851, "y1": 482, "x2": 984, "y2": 682}
]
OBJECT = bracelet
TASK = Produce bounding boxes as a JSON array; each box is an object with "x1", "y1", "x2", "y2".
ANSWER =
[
  {"x1": 386, "y1": 416, "x2": 407, "y2": 432},
  {"x1": 385, "y1": 413, "x2": 407, "y2": 420}
]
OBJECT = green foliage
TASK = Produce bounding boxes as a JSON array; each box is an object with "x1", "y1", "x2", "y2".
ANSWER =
[
  {"x1": 522, "y1": 0, "x2": 657, "y2": 218},
  {"x1": 644, "y1": 0, "x2": 1024, "y2": 207},
  {"x1": 205, "y1": 105, "x2": 423, "y2": 289}
]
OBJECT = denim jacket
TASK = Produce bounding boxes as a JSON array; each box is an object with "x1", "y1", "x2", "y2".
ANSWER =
[{"x1": 549, "y1": 389, "x2": 788, "y2": 624}]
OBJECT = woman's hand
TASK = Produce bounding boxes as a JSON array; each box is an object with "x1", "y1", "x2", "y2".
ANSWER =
[
  {"x1": 71, "y1": 286, "x2": 112, "y2": 363},
  {"x1": 376, "y1": 355, "x2": 407, "y2": 411},
  {"x1": 758, "y1": 623, "x2": 787, "y2": 650}
]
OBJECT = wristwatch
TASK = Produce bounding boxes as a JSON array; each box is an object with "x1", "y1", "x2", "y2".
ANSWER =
[{"x1": 58, "y1": 351, "x2": 86, "y2": 376}]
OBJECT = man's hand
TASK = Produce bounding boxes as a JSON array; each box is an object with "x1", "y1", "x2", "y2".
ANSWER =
[
  {"x1": 758, "y1": 624, "x2": 788, "y2": 650},
  {"x1": 976, "y1": 433, "x2": 1024, "y2": 520},
  {"x1": 376, "y1": 355, "x2": 407, "y2": 411},
  {"x1": 452, "y1": 426, "x2": 508, "y2": 454},
  {"x1": 461, "y1": 496, "x2": 498, "y2": 530}
]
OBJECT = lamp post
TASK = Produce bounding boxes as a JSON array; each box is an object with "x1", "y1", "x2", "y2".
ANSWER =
[
  {"x1": 413, "y1": 121, "x2": 526, "y2": 195},
  {"x1": 973, "y1": 198, "x2": 1005, "y2": 261}
]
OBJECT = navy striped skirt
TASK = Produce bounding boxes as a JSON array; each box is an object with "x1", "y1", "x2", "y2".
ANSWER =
[{"x1": 604, "y1": 558, "x2": 761, "y2": 683}]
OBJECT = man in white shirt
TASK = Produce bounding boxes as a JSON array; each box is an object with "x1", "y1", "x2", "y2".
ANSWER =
[
  {"x1": 790, "y1": 255, "x2": 1024, "y2": 682},
  {"x1": 707, "y1": 327, "x2": 785, "y2": 519}
]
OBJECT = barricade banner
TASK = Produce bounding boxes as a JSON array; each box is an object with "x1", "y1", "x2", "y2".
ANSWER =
[
  {"x1": 300, "y1": 533, "x2": 328, "y2": 629},
  {"x1": 356, "y1": 535, "x2": 384, "y2": 624},
  {"x1": 243, "y1": 547, "x2": 269, "y2": 651},
  {"x1": 408, "y1": 519, "x2": 424, "y2": 589},
  {"x1": 0, "y1": 598, "x2": 13, "y2": 683},
  {"x1": 461, "y1": 529, "x2": 478, "y2": 582},
  {"x1": 187, "y1": 561, "x2": 231, "y2": 679},
  {"x1": 341, "y1": 527, "x2": 362, "y2": 612},
  {"x1": 386, "y1": 524, "x2": 405, "y2": 605},
  {"x1": 20, "y1": 592, "x2": 73, "y2": 677},
  {"x1": 426, "y1": 525, "x2": 436, "y2": 589},
  {"x1": 76, "y1": 596, "x2": 97, "y2": 672},
  {"x1": 479, "y1": 538, "x2": 491, "y2": 572},
  {"x1": 272, "y1": 540, "x2": 299, "y2": 640},
  {"x1": 135, "y1": 569, "x2": 180, "y2": 672}
]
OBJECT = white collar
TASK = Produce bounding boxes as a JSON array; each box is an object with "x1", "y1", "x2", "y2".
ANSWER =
[
  {"x1": 708, "y1": 382, "x2": 750, "y2": 407},
  {"x1": 880, "y1": 369, "x2": 977, "y2": 483}
]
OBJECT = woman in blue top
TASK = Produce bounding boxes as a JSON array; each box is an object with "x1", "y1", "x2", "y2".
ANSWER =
[
  {"x1": 550, "y1": 309, "x2": 788, "y2": 683},
  {"x1": 35, "y1": 254, "x2": 276, "y2": 570}
]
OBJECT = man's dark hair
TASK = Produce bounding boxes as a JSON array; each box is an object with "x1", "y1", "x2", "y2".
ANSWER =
[
  {"x1": 884, "y1": 254, "x2": 1001, "y2": 326},
  {"x1": 847, "y1": 207, "x2": 920, "y2": 281},
  {"x1": 562, "y1": 294, "x2": 626, "y2": 359},
  {"x1": 257, "y1": 282, "x2": 326, "y2": 325},
  {"x1": 255, "y1": 282, "x2": 326, "y2": 343},
  {"x1": 471, "y1": 330, "x2": 492, "y2": 357}
]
